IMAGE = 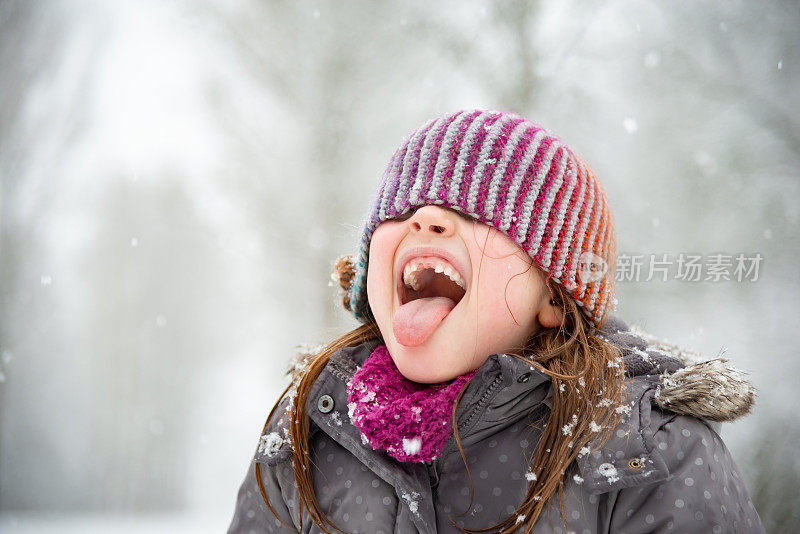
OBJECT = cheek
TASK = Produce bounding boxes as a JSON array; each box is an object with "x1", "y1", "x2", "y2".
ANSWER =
[
  {"x1": 475, "y1": 256, "x2": 543, "y2": 329},
  {"x1": 483, "y1": 231, "x2": 543, "y2": 310},
  {"x1": 366, "y1": 224, "x2": 402, "y2": 313},
  {"x1": 366, "y1": 254, "x2": 389, "y2": 313},
  {"x1": 505, "y1": 270, "x2": 543, "y2": 319}
]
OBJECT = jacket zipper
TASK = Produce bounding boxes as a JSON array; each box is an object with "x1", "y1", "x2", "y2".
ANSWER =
[
  {"x1": 426, "y1": 460, "x2": 440, "y2": 488},
  {"x1": 437, "y1": 374, "x2": 504, "y2": 461}
]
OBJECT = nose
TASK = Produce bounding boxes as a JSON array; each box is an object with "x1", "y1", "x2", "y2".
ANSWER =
[{"x1": 407, "y1": 205, "x2": 456, "y2": 237}]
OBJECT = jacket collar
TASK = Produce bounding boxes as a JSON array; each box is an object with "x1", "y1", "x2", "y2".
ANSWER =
[
  {"x1": 295, "y1": 314, "x2": 756, "y2": 435},
  {"x1": 304, "y1": 342, "x2": 552, "y2": 534}
]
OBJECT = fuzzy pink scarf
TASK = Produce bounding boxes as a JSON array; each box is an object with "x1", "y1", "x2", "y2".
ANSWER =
[{"x1": 347, "y1": 344, "x2": 476, "y2": 463}]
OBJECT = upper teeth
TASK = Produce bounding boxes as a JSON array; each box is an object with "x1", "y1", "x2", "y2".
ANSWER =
[{"x1": 403, "y1": 258, "x2": 466, "y2": 291}]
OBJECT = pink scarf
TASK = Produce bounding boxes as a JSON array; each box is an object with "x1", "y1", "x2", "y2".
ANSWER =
[{"x1": 347, "y1": 344, "x2": 476, "y2": 463}]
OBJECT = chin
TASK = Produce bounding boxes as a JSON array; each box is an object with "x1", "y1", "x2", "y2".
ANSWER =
[
  {"x1": 385, "y1": 338, "x2": 470, "y2": 384},
  {"x1": 394, "y1": 361, "x2": 454, "y2": 384}
]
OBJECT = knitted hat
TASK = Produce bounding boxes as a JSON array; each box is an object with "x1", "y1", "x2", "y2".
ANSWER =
[{"x1": 342, "y1": 109, "x2": 617, "y2": 328}]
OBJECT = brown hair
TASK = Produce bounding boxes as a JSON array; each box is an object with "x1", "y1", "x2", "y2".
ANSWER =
[
  {"x1": 257, "y1": 260, "x2": 627, "y2": 533},
  {"x1": 464, "y1": 280, "x2": 628, "y2": 533}
]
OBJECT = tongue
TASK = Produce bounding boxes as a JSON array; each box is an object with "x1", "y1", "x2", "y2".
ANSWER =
[{"x1": 393, "y1": 297, "x2": 456, "y2": 347}]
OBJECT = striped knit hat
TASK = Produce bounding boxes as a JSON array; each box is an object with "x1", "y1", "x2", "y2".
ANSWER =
[{"x1": 343, "y1": 109, "x2": 617, "y2": 328}]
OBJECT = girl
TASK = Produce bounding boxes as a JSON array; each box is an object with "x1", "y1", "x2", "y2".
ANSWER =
[{"x1": 228, "y1": 109, "x2": 765, "y2": 533}]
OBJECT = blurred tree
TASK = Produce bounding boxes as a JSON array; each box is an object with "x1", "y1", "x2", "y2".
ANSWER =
[
  {"x1": 413, "y1": 1, "x2": 545, "y2": 113},
  {"x1": 77, "y1": 177, "x2": 229, "y2": 510},
  {"x1": 0, "y1": 0, "x2": 234, "y2": 512},
  {"x1": 612, "y1": 0, "x2": 800, "y2": 255},
  {"x1": 0, "y1": 0, "x2": 101, "y2": 509},
  {"x1": 202, "y1": 0, "x2": 446, "y2": 332}
]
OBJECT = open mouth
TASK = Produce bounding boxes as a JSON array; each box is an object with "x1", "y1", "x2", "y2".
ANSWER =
[
  {"x1": 400, "y1": 258, "x2": 467, "y2": 306},
  {"x1": 393, "y1": 256, "x2": 468, "y2": 347}
]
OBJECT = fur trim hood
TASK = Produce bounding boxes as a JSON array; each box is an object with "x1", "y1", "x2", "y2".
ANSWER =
[{"x1": 596, "y1": 315, "x2": 756, "y2": 422}]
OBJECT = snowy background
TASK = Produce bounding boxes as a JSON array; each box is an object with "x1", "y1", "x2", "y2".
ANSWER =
[{"x1": 0, "y1": 0, "x2": 798, "y2": 532}]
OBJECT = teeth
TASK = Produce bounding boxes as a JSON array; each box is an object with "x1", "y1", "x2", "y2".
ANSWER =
[
  {"x1": 402, "y1": 258, "x2": 466, "y2": 291},
  {"x1": 451, "y1": 272, "x2": 465, "y2": 289}
]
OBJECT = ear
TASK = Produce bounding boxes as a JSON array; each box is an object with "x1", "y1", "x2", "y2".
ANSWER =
[{"x1": 538, "y1": 297, "x2": 565, "y2": 329}]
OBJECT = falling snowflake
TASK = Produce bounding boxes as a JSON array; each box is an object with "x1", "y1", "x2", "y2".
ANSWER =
[
  {"x1": 644, "y1": 51, "x2": 661, "y2": 68},
  {"x1": 623, "y1": 117, "x2": 639, "y2": 134}
]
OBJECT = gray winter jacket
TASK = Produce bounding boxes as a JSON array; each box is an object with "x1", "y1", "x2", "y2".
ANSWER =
[{"x1": 228, "y1": 316, "x2": 765, "y2": 533}]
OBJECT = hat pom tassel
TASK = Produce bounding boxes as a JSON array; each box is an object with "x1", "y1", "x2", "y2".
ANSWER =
[{"x1": 333, "y1": 255, "x2": 356, "y2": 311}]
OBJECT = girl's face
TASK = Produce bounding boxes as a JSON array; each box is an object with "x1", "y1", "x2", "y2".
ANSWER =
[{"x1": 367, "y1": 205, "x2": 563, "y2": 383}]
